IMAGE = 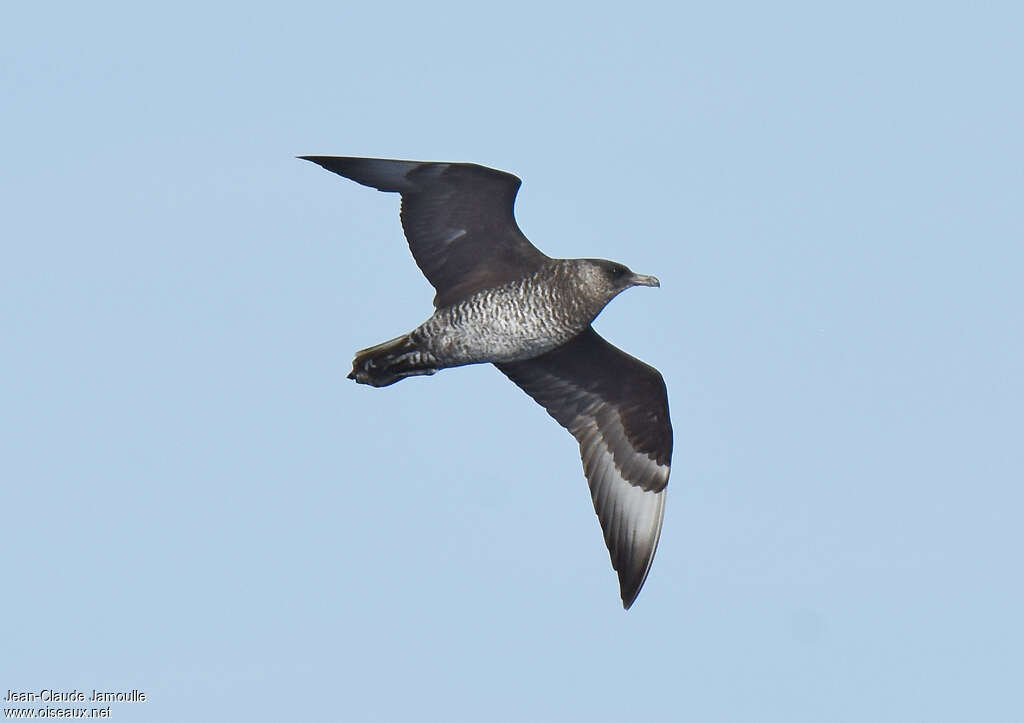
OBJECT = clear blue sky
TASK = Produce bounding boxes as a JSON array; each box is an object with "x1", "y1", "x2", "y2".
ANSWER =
[{"x1": 3, "y1": 2, "x2": 1022, "y2": 721}]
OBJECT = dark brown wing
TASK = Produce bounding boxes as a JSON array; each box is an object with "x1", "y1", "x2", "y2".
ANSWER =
[
  {"x1": 300, "y1": 156, "x2": 550, "y2": 308},
  {"x1": 497, "y1": 328, "x2": 672, "y2": 609}
]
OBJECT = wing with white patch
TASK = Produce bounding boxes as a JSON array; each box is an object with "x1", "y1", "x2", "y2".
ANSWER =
[
  {"x1": 496, "y1": 328, "x2": 672, "y2": 609},
  {"x1": 300, "y1": 156, "x2": 550, "y2": 308}
]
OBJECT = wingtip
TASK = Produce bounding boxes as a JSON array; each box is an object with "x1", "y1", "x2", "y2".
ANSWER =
[{"x1": 618, "y1": 550, "x2": 659, "y2": 610}]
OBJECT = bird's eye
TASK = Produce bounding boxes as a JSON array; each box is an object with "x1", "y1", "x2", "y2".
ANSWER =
[{"x1": 612, "y1": 265, "x2": 626, "y2": 277}]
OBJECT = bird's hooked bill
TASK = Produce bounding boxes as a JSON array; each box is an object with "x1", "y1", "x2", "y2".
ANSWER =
[{"x1": 631, "y1": 273, "x2": 661, "y2": 288}]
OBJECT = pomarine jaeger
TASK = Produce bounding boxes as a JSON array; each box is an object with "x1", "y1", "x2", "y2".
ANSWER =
[{"x1": 301, "y1": 156, "x2": 673, "y2": 609}]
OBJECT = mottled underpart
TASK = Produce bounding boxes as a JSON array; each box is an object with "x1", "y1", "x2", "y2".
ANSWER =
[{"x1": 409, "y1": 260, "x2": 618, "y2": 368}]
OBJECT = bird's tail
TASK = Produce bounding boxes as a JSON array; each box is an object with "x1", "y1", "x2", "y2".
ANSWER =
[{"x1": 348, "y1": 334, "x2": 438, "y2": 387}]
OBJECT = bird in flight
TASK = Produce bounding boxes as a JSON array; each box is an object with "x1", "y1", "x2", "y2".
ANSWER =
[{"x1": 301, "y1": 156, "x2": 673, "y2": 608}]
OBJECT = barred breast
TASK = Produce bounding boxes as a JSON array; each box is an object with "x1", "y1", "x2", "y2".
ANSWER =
[{"x1": 410, "y1": 261, "x2": 603, "y2": 366}]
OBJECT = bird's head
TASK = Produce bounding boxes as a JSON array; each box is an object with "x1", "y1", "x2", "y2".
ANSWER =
[
  {"x1": 569, "y1": 259, "x2": 660, "y2": 319},
  {"x1": 585, "y1": 258, "x2": 660, "y2": 294}
]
